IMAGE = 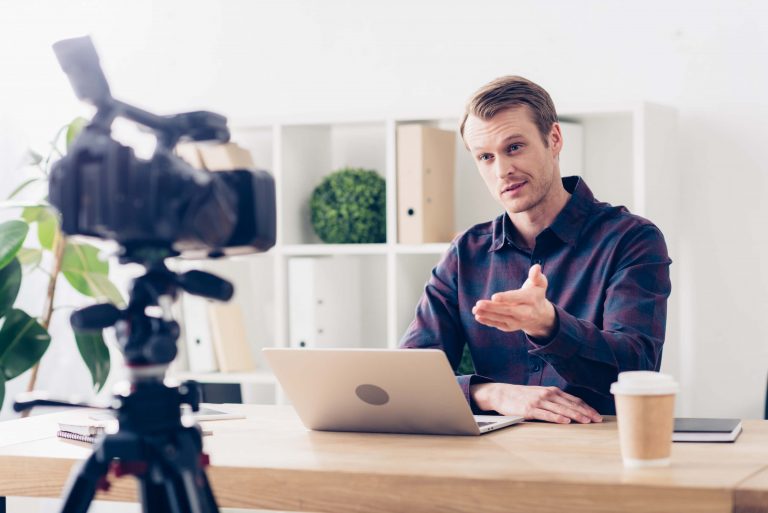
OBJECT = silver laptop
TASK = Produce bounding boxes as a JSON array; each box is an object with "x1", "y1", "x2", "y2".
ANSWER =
[{"x1": 263, "y1": 348, "x2": 523, "y2": 436}]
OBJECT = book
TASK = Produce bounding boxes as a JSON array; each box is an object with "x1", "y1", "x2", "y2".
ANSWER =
[
  {"x1": 57, "y1": 407, "x2": 243, "y2": 440},
  {"x1": 207, "y1": 302, "x2": 256, "y2": 372},
  {"x1": 57, "y1": 430, "x2": 98, "y2": 444},
  {"x1": 673, "y1": 418, "x2": 743, "y2": 442},
  {"x1": 191, "y1": 406, "x2": 246, "y2": 422},
  {"x1": 57, "y1": 414, "x2": 114, "y2": 437},
  {"x1": 196, "y1": 142, "x2": 256, "y2": 171}
]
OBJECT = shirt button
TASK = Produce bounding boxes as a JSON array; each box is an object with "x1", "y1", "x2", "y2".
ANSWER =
[{"x1": 531, "y1": 363, "x2": 541, "y2": 372}]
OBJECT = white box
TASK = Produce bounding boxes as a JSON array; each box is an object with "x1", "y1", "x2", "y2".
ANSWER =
[
  {"x1": 288, "y1": 257, "x2": 362, "y2": 348},
  {"x1": 181, "y1": 293, "x2": 218, "y2": 372}
]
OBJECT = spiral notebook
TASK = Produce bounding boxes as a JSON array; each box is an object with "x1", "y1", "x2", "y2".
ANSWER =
[
  {"x1": 57, "y1": 430, "x2": 97, "y2": 444},
  {"x1": 56, "y1": 406, "x2": 241, "y2": 443}
]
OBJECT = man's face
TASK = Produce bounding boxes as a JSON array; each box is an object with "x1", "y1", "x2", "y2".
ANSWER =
[{"x1": 463, "y1": 106, "x2": 562, "y2": 216}]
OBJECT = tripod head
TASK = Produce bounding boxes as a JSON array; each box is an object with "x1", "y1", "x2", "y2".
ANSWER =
[
  {"x1": 71, "y1": 256, "x2": 233, "y2": 369},
  {"x1": 14, "y1": 255, "x2": 233, "y2": 416}
]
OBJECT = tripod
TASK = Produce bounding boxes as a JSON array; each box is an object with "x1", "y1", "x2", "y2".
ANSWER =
[{"x1": 15, "y1": 258, "x2": 233, "y2": 513}]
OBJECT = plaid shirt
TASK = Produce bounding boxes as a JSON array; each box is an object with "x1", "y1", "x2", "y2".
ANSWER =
[{"x1": 399, "y1": 177, "x2": 672, "y2": 415}]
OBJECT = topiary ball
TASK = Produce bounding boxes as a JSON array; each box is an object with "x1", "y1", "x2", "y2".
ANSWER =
[{"x1": 310, "y1": 168, "x2": 386, "y2": 244}]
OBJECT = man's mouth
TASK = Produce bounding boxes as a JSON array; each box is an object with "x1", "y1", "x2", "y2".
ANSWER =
[{"x1": 501, "y1": 181, "x2": 527, "y2": 196}]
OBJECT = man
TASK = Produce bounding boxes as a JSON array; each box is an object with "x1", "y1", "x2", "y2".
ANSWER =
[{"x1": 399, "y1": 76, "x2": 671, "y2": 424}]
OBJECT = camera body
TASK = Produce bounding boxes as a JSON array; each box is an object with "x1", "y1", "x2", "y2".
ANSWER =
[{"x1": 49, "y1": 36, "x2": 276, "y2": 262}]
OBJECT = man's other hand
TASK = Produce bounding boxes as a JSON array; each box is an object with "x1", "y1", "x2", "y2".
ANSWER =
[
  {"x1": 472, "y1": 264, "x2": 556, "y2": 339},
  {"x1": 470, "y1": 383, "x2": 603, "y2": 424}
]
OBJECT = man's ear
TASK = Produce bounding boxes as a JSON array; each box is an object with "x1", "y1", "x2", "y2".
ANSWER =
[{"x1": 549, "y1": 122, "x2": 563, "y2": 158}]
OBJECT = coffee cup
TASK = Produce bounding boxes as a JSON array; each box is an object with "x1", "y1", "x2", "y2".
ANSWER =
[{"x1": 610, "y1": 371, "x2": 679, "y2": 468}]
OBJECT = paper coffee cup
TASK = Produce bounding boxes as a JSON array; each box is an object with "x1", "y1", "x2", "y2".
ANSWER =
[{"x1": 610, "y1": 371, "x2": 678, "y2": 468}]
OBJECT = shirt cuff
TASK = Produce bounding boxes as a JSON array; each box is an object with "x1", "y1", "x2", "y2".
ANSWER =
[
  {"x1": 457, "y1": 374, "x2": 494, "y2": 414},
  {"x1": 527, "y1": 304, "x2": 582, "y2": 362}
]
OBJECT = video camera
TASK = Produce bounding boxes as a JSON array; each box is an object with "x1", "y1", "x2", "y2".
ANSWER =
[
  {"x1": 12, "y1": 36, "x2": 277, "y2": 513},
  {"x1": 50, "y1": 36, "x2": 276, "y2": 262}
]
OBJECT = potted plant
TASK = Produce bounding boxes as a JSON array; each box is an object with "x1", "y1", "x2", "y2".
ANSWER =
[
  {"x1": 0, "y1": 119, "x2": 123, "y2": 410},
  {"x1": 310, "y1": 167, "x2": 386, "y2": 244}
]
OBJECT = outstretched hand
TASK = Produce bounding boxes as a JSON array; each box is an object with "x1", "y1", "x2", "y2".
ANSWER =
[{"x1": 472, "y1": 264, "x2": 556, "y2": 339}]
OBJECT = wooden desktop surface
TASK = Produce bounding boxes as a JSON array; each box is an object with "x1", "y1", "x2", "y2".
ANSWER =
[{"x1": 0, "y1": 405, "x2": 766, "y2": 513}]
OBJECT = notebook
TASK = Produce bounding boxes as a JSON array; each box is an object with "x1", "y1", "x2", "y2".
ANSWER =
[
  {"x1": 263, "y1": 348, "x2": 523, "y2": 436},
  {"x1": 56, "y1": 406, "x2": 241, "y2": 442},
  {"x1": 673, "y1": 418, "x2": 743, "y2": 442}
]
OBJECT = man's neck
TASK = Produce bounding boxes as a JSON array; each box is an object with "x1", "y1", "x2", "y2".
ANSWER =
[{"x1": 508, "y1": 179, "x2": 571, "y2": 250}]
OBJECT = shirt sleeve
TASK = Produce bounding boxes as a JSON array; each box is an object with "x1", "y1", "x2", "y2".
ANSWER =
[
  {"x1": 399, "y1": 242, "x2": 493, "y2": 412},
  {"x1": 527, "y1": 223, "x2": 672, "y2": 395}
]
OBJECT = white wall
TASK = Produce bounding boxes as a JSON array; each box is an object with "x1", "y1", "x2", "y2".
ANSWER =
[{"x1": 1, "y1": 0, "x2": 766, "y2": 419}]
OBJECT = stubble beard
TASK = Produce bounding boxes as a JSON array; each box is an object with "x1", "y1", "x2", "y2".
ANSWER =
[{"x1": 505, "y1": 170, "x2": 554, "y2": 215}]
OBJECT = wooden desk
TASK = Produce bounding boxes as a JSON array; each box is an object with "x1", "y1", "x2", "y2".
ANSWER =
[{"x1": 0, "y1": 405, "x2": 766, "y2": 513}]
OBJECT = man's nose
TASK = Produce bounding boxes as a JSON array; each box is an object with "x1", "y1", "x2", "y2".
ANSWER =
[{"x1": 494, "y1": 157, "x2": 514, "y2": 179}]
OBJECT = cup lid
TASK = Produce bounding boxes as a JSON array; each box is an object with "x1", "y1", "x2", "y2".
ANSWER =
[{"x1": 610, "y1": 371, "x2": 679, "y2": 396}]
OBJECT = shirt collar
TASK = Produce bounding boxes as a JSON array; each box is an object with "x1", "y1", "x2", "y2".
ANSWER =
[
  {"x1": 488, "y1": 176, "x2": 596, "y2": 252},
  {"x1": 547, "y1": 176, "x2": 596, "y2": 246}
]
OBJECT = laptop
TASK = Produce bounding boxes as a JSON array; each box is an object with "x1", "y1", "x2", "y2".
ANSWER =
[{"x1": 263, "y1": 348, "x2": 523, "y2": 436}]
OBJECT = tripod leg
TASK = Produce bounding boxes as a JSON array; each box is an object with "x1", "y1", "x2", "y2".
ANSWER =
[
  {"x1": 140, "y1": 462, "x2": 218, "y2": 513},
  {"x1": 186, "y1": 467, "x2": 219, "y2": 513},
  {"x1": 59, "y1": 449, "x2": 110, "y2": 513},
  {"x1": 139, "y1": 475, "x2": 180, "y2": 513}
]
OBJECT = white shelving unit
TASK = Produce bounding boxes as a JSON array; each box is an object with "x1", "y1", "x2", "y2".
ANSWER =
[{"x1": 170, "y1": 103, "x2": 678, "y2": 405}]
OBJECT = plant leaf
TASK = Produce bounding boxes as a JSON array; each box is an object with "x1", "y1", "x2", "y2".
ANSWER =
[
  {"x1": 24, "y1": 149, "x2": 43, "y2": 166},
  {"x1": 0, "y1": 258, "x2": 22, "y2": 319},
  {"x1": 0, "y1": 220, "x2": 29, "y2": 270},
  {"x1": 37, "y1": 211, "x2": 59, "y2": 251},
  {"x1": 16, "y1": 248, "x2": 42, "y2": 267},
  {"x1": 19, "y1": 206, "x2": 59, "y2": 251},
  {"x1": 86, "y1": 273, "x2": 125, "y2": 307},
  {"x1": 66, "y1": 117, "x2": 88, "y2": 150},
  {"x1": 0, "y1": 375, "x2": 5, "y2": 411},
  {"x1": 74, "y1": 330, "x2": 110, "y2": 392},
  {"x1": 61, "y1": 243, "x2": 125, "y2": 304},
  {"x1": 7, "y1": 178, "x2": 43, "y2": 200},
  {"x1": 457, "y1": 345, "x2": 475, "y2": 375},
  {"x1": 21, "y1": 206, "x2": 46, "y2": 223},
  {"x1": 0, "y1": 309, "x2": 51, "y2": 381}
]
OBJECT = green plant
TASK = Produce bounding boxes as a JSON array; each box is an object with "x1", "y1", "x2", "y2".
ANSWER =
[
  {"x1": 457, "y1": 346, "x2": 475, "y2": 376},
  {"x1": 0, "y1": 118, "x2": 122, "y2": 409},
  {"x1": 310, "y1": 168, "x2": 386, "y2": 244}
]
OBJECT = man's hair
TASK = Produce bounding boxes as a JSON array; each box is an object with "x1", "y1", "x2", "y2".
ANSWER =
[{"x1": 460, "y1": 75, "x2": 558, "y2": 147}]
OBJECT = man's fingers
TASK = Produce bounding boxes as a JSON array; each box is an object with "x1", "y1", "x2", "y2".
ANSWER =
[
  {"x1": 473, "y1": 300, "x2": 526, "y2": 317},
  {"x1": 489, "y1": 290, "x2": 527, "y2": 303},
  {"x1": 474, "y1": 310, "x2": 510, "y2": 325},
  {"x1": 529, "y1": 408, "x2": 571, "y2": 424},
  {"x1": 548, "y1": 391, "x2": 603, "y2": 422},
  {"x1": 540, "y1": 400, "x2": 593, "y2": 424},
  {"x1": 474, "y1": 315, "x2": 512, "y2": 332},
  {"x1": 528, "y1": 264, "x2": 548, "y2": 288}
]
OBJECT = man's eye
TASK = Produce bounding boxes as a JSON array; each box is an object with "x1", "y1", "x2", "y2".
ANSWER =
[
  {"x1": 478, "y1": 153, "x2": 492, "y2": 161},
  {"x1": 508, "y1": 144, "x2": 522, "y2": 153}
]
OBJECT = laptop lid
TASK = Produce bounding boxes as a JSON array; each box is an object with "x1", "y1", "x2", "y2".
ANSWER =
[{"x1": 263, "y1": 348, "x2": 521, "y2": 436}]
